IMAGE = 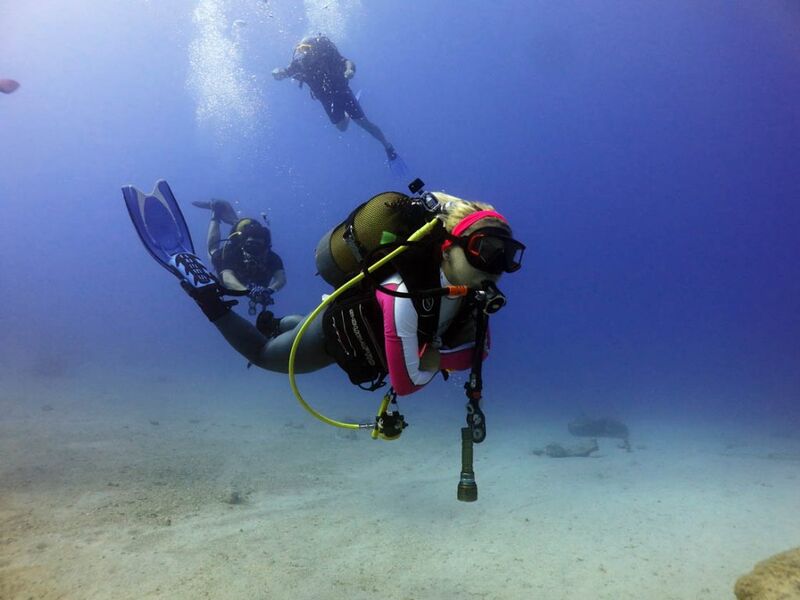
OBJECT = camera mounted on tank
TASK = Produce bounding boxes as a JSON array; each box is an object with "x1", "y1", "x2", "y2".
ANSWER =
[
  {"x1": 407, "y1": 177, "x2": 441, "y2": 214},
  {"x1": 407, "y1": 177, "x2": 425, "y2": 195}
]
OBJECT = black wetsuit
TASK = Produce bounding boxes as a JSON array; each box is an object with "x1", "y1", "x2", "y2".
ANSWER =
[
  {"x1": 211, "y1": 243, "x2": 284, "y2": 289},
  {"x1": 285, "y1": 36, "x2": 364, "y2": 124}
]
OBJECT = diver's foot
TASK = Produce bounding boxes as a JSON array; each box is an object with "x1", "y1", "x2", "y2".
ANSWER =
[
  {"x1": 191, "y1": 199, "x2": 238, "y2": 225},
  {"x1": 170, "y1": 252, "x2": 217, "y2": 289},
  {"x1": 386, "y1": 146, "x2": 408, "y2": 176},
  {"x1": 256, "y1": 310, "x2": 282, "y2": 339}
]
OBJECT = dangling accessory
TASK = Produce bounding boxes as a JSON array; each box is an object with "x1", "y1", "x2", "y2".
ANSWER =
[
  {"x1": 456, "y1": 287, "x2": 492, "y2": 502},
  {"x1": 372, "y1": 389, "x2": 407, "y2": 440}
]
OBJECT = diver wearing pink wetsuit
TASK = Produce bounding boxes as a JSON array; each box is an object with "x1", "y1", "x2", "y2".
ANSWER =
[
  {"x1": 376, "y1": 271, "x2": 484, "y2": 395},
  {"x1": 178, "y1": 198, "x2": 524, "y2": 392}
]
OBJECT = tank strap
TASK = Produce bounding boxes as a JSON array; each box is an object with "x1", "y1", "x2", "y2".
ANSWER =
[
  {"x1": 343, "y1": 221, "x2": 364, "y2": 263},
  {"x1": 341, "y1": 201, "x2": 370, "y2": 264}
]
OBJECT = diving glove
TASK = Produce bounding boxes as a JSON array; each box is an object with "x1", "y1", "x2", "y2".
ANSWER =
[
  {"x1": 248, "y1": 285, "x2": 275, "y2": 305},
  {"x1": 169, "y1": 252, "x2": 236, "y2": 322}
]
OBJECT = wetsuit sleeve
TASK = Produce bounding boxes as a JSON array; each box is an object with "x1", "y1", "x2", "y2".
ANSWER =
[
  {"x1": 270, "y1": 252, "x2": 284, "y2": 271},
  {"x1": 265, "y1": 253, "x2": 286, "y2": 291},
  {"x1": 376, "y1": 283, "x2": 437, "y2": 396},
  {"x1": 210, "y1": 248, "x2": 224, "y2": 273},
  {"x1": 284, "y1": 59, "x2": 302, "y2": 78}
]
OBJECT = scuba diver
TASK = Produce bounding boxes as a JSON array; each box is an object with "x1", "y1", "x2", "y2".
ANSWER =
[
  {"x1": 124, "y1": 179, "x2": 524, "y2": 500},
  {"x1": 191, "y1": 199, "x2": 286, "y2": 324},
  {"x1": 126, "y1": 181, "x2": 523, "y2": 388},
  {"x1": 272, "y1": 34, "x2": 407, "y2": 175}
]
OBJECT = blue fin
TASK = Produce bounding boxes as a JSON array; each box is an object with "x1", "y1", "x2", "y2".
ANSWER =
[
  {"x1": 122, "y1": 180, "x2": 196, "y2": 278},
  {"x1": 388, "y1": 155, "x2": 409, "y2": 178}
]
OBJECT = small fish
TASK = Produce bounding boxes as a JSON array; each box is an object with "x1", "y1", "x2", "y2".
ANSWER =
[{"x1": 0, "y1": 79, "x2": 20, "y2": 94}]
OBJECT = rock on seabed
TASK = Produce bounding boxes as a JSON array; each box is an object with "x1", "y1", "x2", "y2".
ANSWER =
[{"x1": 734, "y1": 547, "x2": 800, "y2": 599}]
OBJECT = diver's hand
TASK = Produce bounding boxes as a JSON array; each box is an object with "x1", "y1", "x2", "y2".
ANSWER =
[
  {"x1": 272, "y1": 68, "x2": 288, "y2": 81},
  {"x1": 248, "y1": 285, "x2": 266, "y2": 298},
  {"x1": 248, "y1": 285, "x2": 274, "y2": 305},
  {"x1": 343, "y1": 67, "x2": 355, "y2": 80}
]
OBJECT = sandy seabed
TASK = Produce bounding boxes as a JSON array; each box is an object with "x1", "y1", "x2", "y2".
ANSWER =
[{"x1": 2, "y1": 369, "x2": 799, "y2": 600}]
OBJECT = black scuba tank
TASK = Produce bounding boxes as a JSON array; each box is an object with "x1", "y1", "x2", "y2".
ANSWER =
[{"x1": 315, "y1": 191, "x2": 433, "y2": 288}]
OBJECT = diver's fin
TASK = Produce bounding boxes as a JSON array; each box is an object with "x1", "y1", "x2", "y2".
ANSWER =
[
  {"x1": 124, "y1": 180, "x2": 243, "y2": 321},
  {"x1": 191, "y1": 198, "x2": 239, "y2": 225},
  {"x1": 123, "y1": 180, "x2": 196, "y2": 278},
  {"x1": 386, "y1": 147, "x2": 409, "y2": 177}
]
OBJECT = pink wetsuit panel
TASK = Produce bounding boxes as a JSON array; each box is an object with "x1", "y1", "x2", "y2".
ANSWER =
[{"x1": 375, "y1": 279, "x2": 489, "y2": 396}]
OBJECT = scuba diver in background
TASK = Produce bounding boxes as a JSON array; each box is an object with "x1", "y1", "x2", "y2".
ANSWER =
[
  {"x1": 272, "y1": 35, "x2": 406, "y2": 174},
  {"x1": 127, "y1": 183, "x2": 524, "y2": 396},
  {"x1": 192, "y1": 199, "x2": 286, "y2": 322}
]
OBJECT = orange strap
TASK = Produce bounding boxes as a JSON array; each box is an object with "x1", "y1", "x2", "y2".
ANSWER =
[{"x1": 446, "y1": 285, "x2": 469, "y2": 297}]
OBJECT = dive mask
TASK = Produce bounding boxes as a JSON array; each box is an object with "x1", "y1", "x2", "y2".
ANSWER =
[
  {"x1": 243, "y1": 237, "x2": 267, "y2": 255},
  {"x1": 451, "y1": 227, "x2": 526, "y2": 275}
]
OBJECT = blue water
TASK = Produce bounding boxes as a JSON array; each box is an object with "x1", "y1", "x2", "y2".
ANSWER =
[
  {"x1": 4, "y1": 0, "x2": 798, "y2": 421},
  {"x1": 2, "y1": 1, "x2": 800, "y2": 596}
]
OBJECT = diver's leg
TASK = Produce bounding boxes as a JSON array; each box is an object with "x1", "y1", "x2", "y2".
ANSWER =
[
  {"x1": 278, "y1": 315, "x2": 304, "y2": 333},
  {"x1": 172, "y1": 253, "x2": 332, "y2": 373},
  {"x1": 342, "y1": 88, "x2": 393, "y2": 152},
  {"x1": 213, "y1": 310, "x2": 333, "y2": 374},
  {"x1": 320, "y1": 93, "x2": 348, "y2": 131},
  {"x1": 352, "y1": 116, "x2": 390, "y2": 147}
]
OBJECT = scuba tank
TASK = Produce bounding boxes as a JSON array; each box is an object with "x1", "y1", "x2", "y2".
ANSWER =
[
  {"x1": 314, "y1": 184, "x2": 446, "y2": 391},
  {"x1": 315, "y1": 191, "x2": 442, "y2": 288}
]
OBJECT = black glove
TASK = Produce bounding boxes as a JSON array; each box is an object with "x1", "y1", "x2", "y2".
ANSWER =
[{"x1": 170, "y1": 253, "x2": 236, "y2": 322}]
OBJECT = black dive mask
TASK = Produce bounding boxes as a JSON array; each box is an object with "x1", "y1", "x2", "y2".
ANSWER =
[
  {"x1": 450, "y1": 227, "x2": 526, "y2": 275},
  {"x1": 242, "y1": 237, "x2": 267, "y2": 256},
  {"x1": 241, "y1": 238, "x2": 268, "y2": 272}
]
